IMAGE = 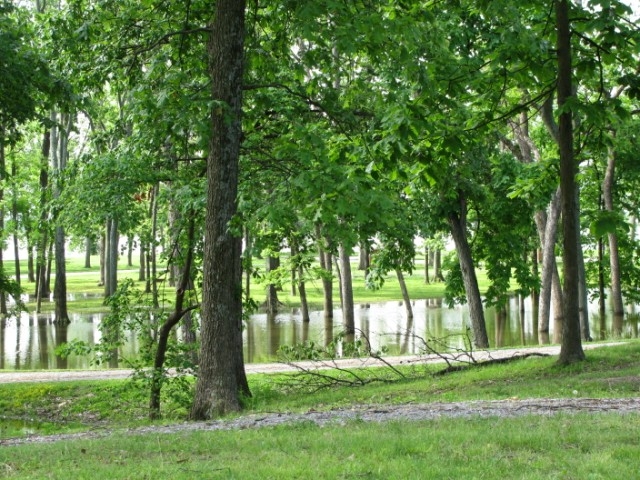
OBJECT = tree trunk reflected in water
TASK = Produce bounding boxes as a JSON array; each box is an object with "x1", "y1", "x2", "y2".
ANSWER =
[{"x1": 2, "y1": 298, "x2": 640, "y2": 370}]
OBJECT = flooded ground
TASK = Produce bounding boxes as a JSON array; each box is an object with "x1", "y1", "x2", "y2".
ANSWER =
[{"x1": 1, "y1": 296, "x2": 638, "y2": 370}]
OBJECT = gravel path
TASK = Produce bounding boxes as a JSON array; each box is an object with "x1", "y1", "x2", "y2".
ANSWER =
[
  {"x1": 1, "y1": 341, "x2": 637, "y2": 447},
  {"x1": 2, "y1": 397, "x2": 640, "y2": 447}
]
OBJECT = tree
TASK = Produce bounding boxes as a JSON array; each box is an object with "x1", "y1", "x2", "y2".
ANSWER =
[
  {"x1": 191, "y1": 0, "x2": 249, "y2": 419},
  {"x1": 556, "y1": 0, "x2": 585, "y2": 364}
]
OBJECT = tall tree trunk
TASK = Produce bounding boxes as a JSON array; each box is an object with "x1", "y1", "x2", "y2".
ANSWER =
[
  {"x1": 0, "y1": 138, "x2": 6, "y2": 313},
  {"x1": 317, "y1": 225, "x2": 333, "y2": 319},
  {"x1": 10, "y1": 151, "x2": 20, "y2": 287},
  {"x1": 52, "y1": 112, "x2": 70, "y2": 325},
  {"x1": 534, "y1": 189, "x2": 561, "y2": 335},
  {"x1": 191, "y1": 0, "x2": 249, "y2": 419},
  {"x1": 338, "y1": 242, "x2": 355, "y2": 336},
  {"x1": 556, "y1": 0, "x2": 585, "y2": 364},
  {"x1": 35, "y1": 128, "x2": 51, "y2": 313},
  {"x1": 447, "y1": 196, "x2": 489, "y2": 348},
  {"x1": 604, "y1": 144, "x2": 624, "y2": 322}
]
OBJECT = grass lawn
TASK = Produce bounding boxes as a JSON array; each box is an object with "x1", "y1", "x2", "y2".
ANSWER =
[{"x1": 9, "y1": 254, "x2": 481, "y2": 313}]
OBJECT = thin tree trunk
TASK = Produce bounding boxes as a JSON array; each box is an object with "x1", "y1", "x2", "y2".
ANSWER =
[
  {"x1": 52, "y1": 112, "x2": 70, "y2": 324},
  {"x1": 127, "y1": 235, "x2": 134, "y2": 267},
  {"x1": 396, "y1": 268, "x2": 413, "y2": 319},
  {"x1": 317, "y1": 225, "x2": 333, "y2": 318},
  {"x1": 534, "y1": 189, "x2": 561, "y2": 335},
  {"x1": 191, "y1": 0, "x2": 249, "y2": 419},
  {"x1": 424, "y1": 245, "x2": 430, "y2": 284},
  {"x1": 104, "y1": 218, "x2": 119, "y2": 298},
  {"x1": 150, "y1": 217, "x2": 196, "y2": 419},
  {"x1": 434, "y1": 248, "x2": 444, "y2": 282},
  {"x1": 556, "y1": 0, "x2": 584, "y2": 363},
  {"x1": 447, "y1": 201, "x2": 489, "y2": 348},
  {"x1": 35, "y1": 128, "x2": 51, "y2": 313},
  {"x1": 604, "y1": 145, "x2": 624, "y2": 320},
  {"x1": 291, "y1": 241, "x2": 309, "y2": 322},
  {"x1": 99, "y1": 232, "x2": 106, "y2": 286},
  {"x1": 139, "y1": 241, "x2": 146, "y2": 281},
  {"x1": 338, "y1": 242, "x2": 355, "y2": 336},
  {"x1": 150, "y1": 184, "x2": 159, "y2": 308},
  {"x1": 0, "y1": 138, "x2": 6, "y2": 313},
  {"x1": 265, "y1": 256, "x2": 279, "y2": 314},
  {"x1": 10, "y1": 151, "x2": 21, "y2": 287}
]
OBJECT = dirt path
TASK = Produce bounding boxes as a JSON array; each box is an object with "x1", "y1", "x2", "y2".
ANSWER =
[{"x1": 0, "y1": 342, "x2": 626, "y2": 384}]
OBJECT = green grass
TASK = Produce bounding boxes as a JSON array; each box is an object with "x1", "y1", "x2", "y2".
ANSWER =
[
  {"x1": 1, "y1": 413, "x2": 639, "y2": 479},
  {"x1": 12, "y1": 254, "x2": 470, "y2": 313}
]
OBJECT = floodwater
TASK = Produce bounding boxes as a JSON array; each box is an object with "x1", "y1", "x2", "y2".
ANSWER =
[{"x1": 1, "y1": 297, "x2": 638, "y2": 370}]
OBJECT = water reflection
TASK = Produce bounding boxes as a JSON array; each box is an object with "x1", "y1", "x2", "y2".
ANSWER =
[{"x1": 1, "y1": 297, "x2": 639, "y2": 370}]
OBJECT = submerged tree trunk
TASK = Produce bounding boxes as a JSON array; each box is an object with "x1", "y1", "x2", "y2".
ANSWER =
[
  {"x1": 447, "y1": 197, "x2": 489, "y2": 348},
  {"x1": 265, "y1": 255, "x2": 280, "y2": 314},
  {"x1": 191, "y1": 0, "x2": 249, "y2": 420},
  {"x1": 556, "y1": 0, "x2": 584, "y2": 364},
  {"x1": 290, "y1": 240, "x2": 310, "y2": 322},
  {"x1": 317, "y1": 226, "x2": 333, "y2": 319},
  {"x1": 338, "y1": 242, "x2": 355, "y2": 336}
]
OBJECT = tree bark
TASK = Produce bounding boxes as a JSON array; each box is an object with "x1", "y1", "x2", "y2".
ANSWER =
[
  {"x1": 191, "y1": 0, "x2": 249, "y2": 419},
  {"x1": 556, "y1": 0, "x2": 585, "y2": 364},
  {"x1": 447, "y1": 195, "x2": 489, "y2": 348}
]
